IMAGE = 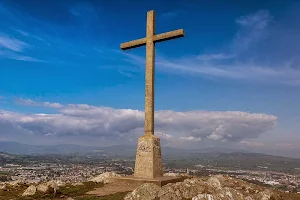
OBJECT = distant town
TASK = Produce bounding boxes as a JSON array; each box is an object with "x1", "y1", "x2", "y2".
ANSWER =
[{"x1": 0, "y1": 152, "x2": 299, "y2": 194}]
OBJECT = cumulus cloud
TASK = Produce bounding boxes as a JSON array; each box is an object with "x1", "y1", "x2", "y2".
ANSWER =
[
  {"x1": 43, "y1": 102, "x2": 64, "y2": 108},
  {"x1": 0, "y1": 102, "x2": 277, "y2": 145}
]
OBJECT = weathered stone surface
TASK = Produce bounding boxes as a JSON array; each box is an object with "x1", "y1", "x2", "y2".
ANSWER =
[
  {"x1": 46, "y1": 180, "x2": 59, "y2": 194},
  {"x1": 56, "y1": 180, "x2": 66, "y2": 187},
  {"x1": 36, "y1": 181, "x2": 59, "y2": 193},
  {"x1": 0, "y1": 183, "x2": 6, "y2": 190},
  {"x1": 71, "y1": 182, "x2": 84, "y2": 186},
  {"x1": 134, "y1": 134, "x2": 163, "y2": 178},
  {"x1": 256, "y1": 189, "x2": 278, "y2": 200},
  {"x1": 192, "y1": 187, "x2": 245, "y2": 200},
  {"x1": 22, "y1": 185, "x2": 37, "y2": 196},
  {"x1": 36, "y1": 183, "x2": 49, "y2": 193},
  {"x1": 208, "y1": 176, "x2": 222, "y2": 190},
  {"x1": 89, "y1": 172, "x2": 121, "y2": 184},
  {"x1": 158, "y1": 183, "x2": 184, "y2": 200},
  {"x1": 124, "y1": 183, "x2": 161, "y2": 200},
  {"x1": 164, "y1": 172, "x2": 181, "y2": 177},
  {"x1": 8, "y1": 180, "x2": 22, "y2": 186},
  {"x1": 192, "y1": 194, "x2": 215, "y2": 200},
  {"x1": 124, "y1": 175, "x2": 280, "y2": 200}
]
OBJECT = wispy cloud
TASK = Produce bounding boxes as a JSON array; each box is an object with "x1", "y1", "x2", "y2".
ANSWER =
[
  {"x1": 13, "y1": 29, "x2": 29, "y2": 37},
  {"x1": 15, "y1": 98, "x2": 64, "y2": 108},
  {"x1": 0, "y1": 2, "x2": 106, "y2": 64},
  {"x1": 161, "y1": 11, "x2": 178, "y2": 19},
  {"x1": 118, "y1": 70, "x2": 135, "y2": 78},
  {"x1": 233, "y1": 10, "x2": 272, "y2": 52},
  {"x1": 197, "y1": 53, "x2": 235, "y2": 61},
  {"x1": 0, "y1": 51, "x2": 43, "y2": 62},
  {"x1": 0, "y1": 33, "x2": 29, "y2": 52},
  {"x1": 120, "y1": 10, "x2": 300, "y2": 86}
]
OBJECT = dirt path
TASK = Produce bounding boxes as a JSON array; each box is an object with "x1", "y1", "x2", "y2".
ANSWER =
[{"x1": 86, "y1": 180, "x2": 141, "y2": 197}]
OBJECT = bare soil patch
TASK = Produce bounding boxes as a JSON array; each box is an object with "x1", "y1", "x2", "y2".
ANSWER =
[{"x1": 87, "y1": 180, "x2": 141, "y2": 197}]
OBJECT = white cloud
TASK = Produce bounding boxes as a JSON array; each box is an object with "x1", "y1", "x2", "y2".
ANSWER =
[
  {"x1": 0, "y1": 35, "x2": 41, "y2": 62},
  {"x1": 197, "y1": 54, "x2": 235, "y2": 61},
  {"x1": 0, "y1": 33, "x2": 29, "y2": 52},
  {"x1": 43, "y1": 102, "x2": 64, "y2": 108},
  {"x1": 15, "y1": 98, "x2": 37, "y2": 106},
  {"x1": 15, "y1": 98, "x2": 63, "y2": 108},
  {"x1": 233, "y1": 10, "x2": 272, "y2": 52},
  {"x1": 0, "y1": 102, "x2": 277, "y2": 145},
  {"x1": 156, "y1": 131, "x2": 174, "y2": 140},
  {"x1": 179, "y1": 136, "x2": 201, "y2": 142}
]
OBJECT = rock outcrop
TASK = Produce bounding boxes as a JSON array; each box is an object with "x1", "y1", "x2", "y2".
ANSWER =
[
  {"x1": 22, "y1": 185, "x2": 37, "y2": 196},
  {"x1": 36, "y1": 183, "x2": 49, "y2": 193},
  {"x1": 163, "y1": 172, "x2": 181, "y2": 177},
  {"x1": 89, "y1": 172, "x2": 121, "y2": 184},
  {"x1": 8, "y1": 180, "x2": 23, "y2": 186},
  {"x1": 125, "y1": 183, "x2": 161, "y2": 200},
  {"x1": 0, "y1": 183, "x2": 6, "y2": 190},
  {"x1": 125, "y1": 175, "x2": 282, "y2": 200},
  {"x1": 71, "y1": 182, "x2": 84, "y2": 186}
]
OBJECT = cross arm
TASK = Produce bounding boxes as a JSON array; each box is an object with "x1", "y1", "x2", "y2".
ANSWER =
[
  {"x1": 154, "y1": 29, "x2": 184, "y2": 43},
  {"x1": 120, "y1": 38, "x2": 147, "y2": 50}
]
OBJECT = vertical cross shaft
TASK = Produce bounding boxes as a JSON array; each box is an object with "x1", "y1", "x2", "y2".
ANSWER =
[
  {"x1": 120, "y1": 10, "x2": 184, "y2": 137},
  {"x1": 145, "y1": 10, "x2": 155, "y2": 135}
]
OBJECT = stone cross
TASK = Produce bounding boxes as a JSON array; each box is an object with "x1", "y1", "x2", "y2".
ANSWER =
[
  {"x1": 120, "y1": 10, "x2": 184, "y2": 179},
  {"x1": 121, "y1": 10, "x2": 184, "y2": 136}
]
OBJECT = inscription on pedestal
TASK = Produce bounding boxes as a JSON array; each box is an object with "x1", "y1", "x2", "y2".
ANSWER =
[
  {"x1": 138, "y1": 141, "x2": 151, "y2": 153},
  {"x1": 134, "y1": 135, "x2": 163, "y2": 178}
]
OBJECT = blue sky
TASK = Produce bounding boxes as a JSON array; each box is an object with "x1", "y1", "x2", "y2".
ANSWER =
[{"x1": 0, "y1": 0, "x2": 300, "y2": 157}]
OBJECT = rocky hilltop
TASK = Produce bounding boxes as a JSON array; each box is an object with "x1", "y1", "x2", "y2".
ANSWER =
[
  {"x1": 125, "y1": 174, "x2": 300, "y2": 200},
  {"x1": 0, "y1": 172, "x2": 299, "y2": 200}
]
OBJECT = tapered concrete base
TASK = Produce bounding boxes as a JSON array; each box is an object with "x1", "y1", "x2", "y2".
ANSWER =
[
  {"x1": 134, "y1": 134, "x2": 163, "y2": 178},
  {"x1": 114, "y1": 176, "x2": 184, "y2": 187}
]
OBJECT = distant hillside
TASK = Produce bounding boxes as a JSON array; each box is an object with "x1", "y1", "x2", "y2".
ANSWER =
[
  {"x1": 0, "y1": 142, "x2": 299, "y2": 165},
  {"x1": 0, "y1": 141, "x2": 247, "y2": 156},
  {"x1": 1, "y1": 142, "x2": 300, "y2": 174},
  {"x1": 0, "y1": 141, "x2": 96, "y2": 155}
]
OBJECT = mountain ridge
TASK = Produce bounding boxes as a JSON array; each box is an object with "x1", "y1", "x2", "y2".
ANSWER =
[{"x1": 0, "y1": 141, "x2": 299, "y2": 161}]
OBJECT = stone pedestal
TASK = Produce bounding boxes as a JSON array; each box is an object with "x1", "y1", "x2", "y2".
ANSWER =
[
  {"x1": 114, "y1": 176, "x2": 184, "y2": 187},
  {"x1": 113, "y1": 134, "x2": 184, "y2": 187},
  {"x1": 134, "y1": 134, "x2": 163, "y2": 178}
]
